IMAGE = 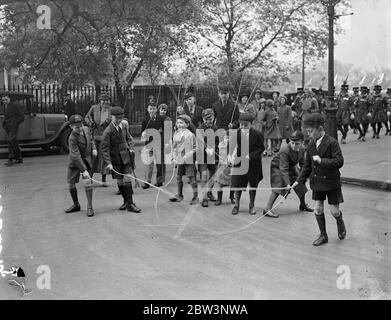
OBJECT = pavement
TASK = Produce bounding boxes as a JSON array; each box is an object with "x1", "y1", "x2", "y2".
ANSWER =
[{"x1": 0, "y1": 147, "x2": 390, "y2": 300}]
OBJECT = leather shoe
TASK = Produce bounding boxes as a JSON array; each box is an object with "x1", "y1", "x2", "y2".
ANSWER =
[
  {"x1": 299, "y1": 203, "x2": 314, "y2": 212},
  {"x1": 127, "y1": 203, "x2": 141, "y2": 213},
  {"x1": 16, "y1": 158, "x2": 23, "y2": 164},
  {"x1": 65, "y1": 204, "x2": 81, "y2": 213},
  {"x1": 142, "y1": 184, "x2": 150, "y2": 189},
  {"x1": 263, "y1": 209, "x2": 278, "y2": 218},
  {"x1": 313, "y1": 234, "x2": 328, "y2": 246},
  {"x1": 336, "y1": 213, "x2": 346, "y2": 240},
  {"x1": 169, "y1": 195, "x2": 183, "y2": 202},
  {"x1": 4, "y1": 159, "x2": 17, "y2": 166},
  {"x1": 155, "y1": 182, "x2": 163, "y2": 187},
  {"x1": 201, "y1": 198, "x2": 208, "y2": 207},
  {"x1": 231, "y1": 206, "x2": 239, "y2": 215},
  {"x1": 229, "y1": 197, "x2": 235, "y2": 204},
  {"x1": 116, "y1": 189, "x2": 122, "y2": 195},
  {"x1": 249, "y1": 206, "x2": 256, "y2": 215},
  {"x1": 190, "y1": 197, "x2": 199, "y2": 205},
  {"x1": 87, "y1": 208, "x2": 94, "y2": 217},
  {"x1": 207, "y1": 192, "x2": 216, "y2": 201},
  {"x1": 119, "y1": 202, "x2": 127, "y2": 210},
  {"x1": 215, "y1": 200, "x2": 222, "y2": 206}
]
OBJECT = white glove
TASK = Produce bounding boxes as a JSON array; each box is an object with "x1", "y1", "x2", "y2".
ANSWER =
[
  {"x1": 290, "y1": 181, "x2": 299, "y2": 189},
  {"x1": 107, "y1": 164, "x2": 113, "y2": 171},
  {"x1": 367, "y1": 112, "x2": 372, "y2": 118},
  {"x1": 206, "y1": 147, "x2": 214, "y2": 157},
  {"x1": 92, "y1": 149, "x2": 98, "y2": 157},
  {"x1": 387, "y1": 111, "x2": 391, "y2": 117},
  {"x1": 350, "y1": 113, "x2": 355, "y2": 120},
  {"x1": 312, "y1": 155, "x2": 321, "y2": 164},
  {"x1": 82, "y1": 170, "x2": 90, "y2": 178}
]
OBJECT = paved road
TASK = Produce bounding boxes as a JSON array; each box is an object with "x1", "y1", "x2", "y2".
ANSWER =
[{"x1": 0, "y1": 146, "x2": 390, "y2": 300}]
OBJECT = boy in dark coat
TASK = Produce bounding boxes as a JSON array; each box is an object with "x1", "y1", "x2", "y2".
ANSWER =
[
  {"x1": 65, "y1": 115, "x2": 97, "y2": 217},
  {"x1": 264, "y1": 131, "x2": 313, "y2": 218},
  {"x1": 230, "y1": 112, "x2": 265, "y2": 215},
  {"x1": 101, "y1": 107, "x2": 141, "y2": 213},
  {"x1": 292, "y1": 113, "x2": 346, "y2": 246}
]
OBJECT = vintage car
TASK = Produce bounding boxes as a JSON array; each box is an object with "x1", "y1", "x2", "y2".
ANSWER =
[{"x1": 0, "y1": 91, "x2": 71, "y2": 153}]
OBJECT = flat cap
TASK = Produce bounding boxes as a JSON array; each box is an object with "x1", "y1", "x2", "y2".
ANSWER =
[
  {"x1": 184, "y1": 91, "x2": 195, "y2": 100},
  {"x1": 239, "y1": 112, "x2": 254, "y2": 122},
  {"x1": 218, "y1": 84, "x2": 231, "y2": 93},
  {"x1": 69, "y1": 114, "x2": 83, "y2": 124},
  {"x1": 98, "y1": 92, "x2": 110, "y2": 100},
  {"x1": 374, "y1": 85, "x2": 382, "y2": 90},
  {"x1": 290, "y1": 130, "x2": 304, "y2": 141},
  {"x1": 303, "y1": 113, "x2": 325, "y2": 127},
  {"x1": 202, "y1": 108, "x2": 214, "y2": 119},
  {"x1": 360, "y1": 86, "x2": 369, "y2": 91},
  {"x1": 110, "y1": 106, "x2": 124, "y2": 116}
]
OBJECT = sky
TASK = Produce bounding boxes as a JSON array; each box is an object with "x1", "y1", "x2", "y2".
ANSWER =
[{"x1": 335, "y1": 0, "x2": 391, "y2": 71}]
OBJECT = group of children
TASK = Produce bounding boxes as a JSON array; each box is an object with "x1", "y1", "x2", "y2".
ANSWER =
[{"x1": 65, "y1": 89, "x2": 347, "y2": 247}]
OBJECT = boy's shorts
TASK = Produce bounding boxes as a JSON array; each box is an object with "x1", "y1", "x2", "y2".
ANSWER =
[
  {"x1": 312, "y1": 188, "x2": 344, "y2": 205},
  {"x1": 177, "y1": 164, "x2": 196, "y2": 177}
]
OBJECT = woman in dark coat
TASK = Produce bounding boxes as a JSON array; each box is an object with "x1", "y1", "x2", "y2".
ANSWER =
[
  {"x1": 230, "y1": 112, "x2": 265, "y2": 215},
  {"x1": 263, "y1": 99, "x2": 281, "y2": 155},
  {"x1": 277, "y1": 95, "x2": 293, "y2": 147},
  {"x1": 263, "y1": 131, "x2": 313, "y2": 218}
]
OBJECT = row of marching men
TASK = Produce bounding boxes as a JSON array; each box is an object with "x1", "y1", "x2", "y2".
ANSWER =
[{"x1": 334, "y1": 84, "x2": 391, "y2": 142}]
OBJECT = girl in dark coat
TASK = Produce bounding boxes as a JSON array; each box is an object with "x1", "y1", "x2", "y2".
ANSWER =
[{"x1": 263, "y1": 131, "x2": 313, "y2": 218}]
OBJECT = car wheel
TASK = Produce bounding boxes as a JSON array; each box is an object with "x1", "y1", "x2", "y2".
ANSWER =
[{"x1": 60, "y1": 127, "x2": 71, "y2": 153}]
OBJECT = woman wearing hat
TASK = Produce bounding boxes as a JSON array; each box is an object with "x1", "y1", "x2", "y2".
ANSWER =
[
  {"x1": 263, "y1": 99, "x2": 281, "y2": 156},
  {"x1": 85, "y1": 91, "x2": 112, "y2": 186},
  {"x1": 272, "y1": 91, "x2": 280, "y2": 110},
  {"x1": 277, "y1": 95, "x2": 293, "y2": 149},
  {"x1": 237, "y1": 89, "x2": 257, "y2": 119},
  {"x1": 263, "y1": 131, "x2": 313, "y2": 218}
]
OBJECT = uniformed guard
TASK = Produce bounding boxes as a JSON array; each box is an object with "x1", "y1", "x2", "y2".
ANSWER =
[
  {"x1": 350, "y1": 87, "x2": 360, "y2": 134},
  {"x1": 292, "y1": 88, "x2": 304, "y2": 131},
  {"x1": 354, "y1": 86, "x2": 371, "y2": 141},
  {"x1": 385, "y1": 88, "x2": 391, "y2": 135},
  {"x1": 336, "y1": 84, "x2": 354, "y2": 144},
  {"x1": 370, "y1": 85, "x2": 387, "y2": 139},
  {"x1": 65, "y1": 114, "x2": 97, "y2": 217},
  {"x1": 101, "y1": 106, "x2": 141, "y2": 213}
]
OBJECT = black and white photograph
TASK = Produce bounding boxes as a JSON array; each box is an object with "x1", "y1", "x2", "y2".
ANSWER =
[{"x1": 0, "y1": 0, "x2": 390, "y2": 304}]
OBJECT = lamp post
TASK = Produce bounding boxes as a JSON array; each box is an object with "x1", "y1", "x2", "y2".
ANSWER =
[{"x1": 321, "y1": 0, "x2": 341, "y2": 140}]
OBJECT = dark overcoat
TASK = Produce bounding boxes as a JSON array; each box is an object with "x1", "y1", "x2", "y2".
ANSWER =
[
  {"x1": 101, "y1": 122, "x2": 135, "y2": 179},
  {"x1": 277, "y1": 104, "x2": 293, "y2": 139},
  {"x1": 230, "y1": 127, "x2": 265, "y2": 188},
  {"x1": 270, "y1": 144, "x2": 307, "y2": 196},
  {"x1": 2, "y1": 102, "x2": 24, "y2": 133},
  {"x1": 297, "y1": 134, "x2": 344, "y2": 192},
  {"x1": 212, "y1": 99, "x2": 240, "y2": 130}
]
